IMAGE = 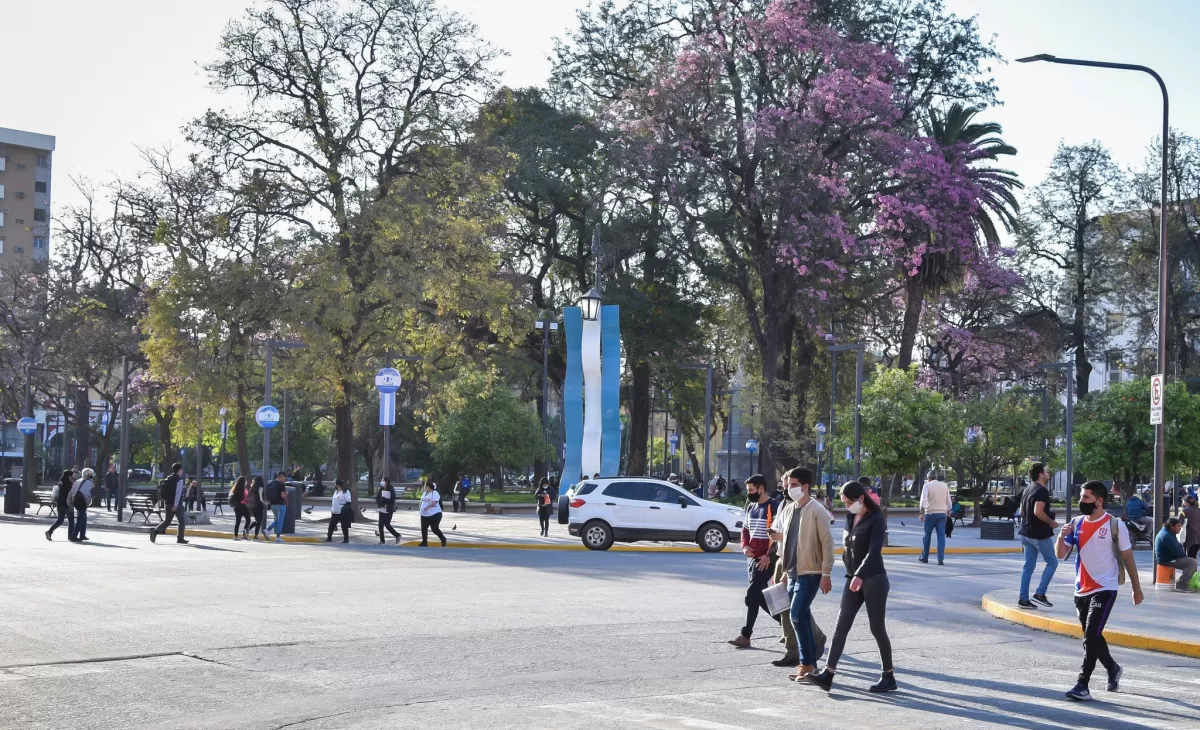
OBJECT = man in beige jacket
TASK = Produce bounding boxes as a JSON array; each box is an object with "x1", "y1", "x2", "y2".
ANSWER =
[{"x1": 771, "y1": 467, "x2": 834, "y2": 680}]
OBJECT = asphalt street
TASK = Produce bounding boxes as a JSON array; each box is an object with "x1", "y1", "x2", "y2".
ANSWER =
[{"x1": 0, "y1": 522, "x2": 1197, "y2": 730}]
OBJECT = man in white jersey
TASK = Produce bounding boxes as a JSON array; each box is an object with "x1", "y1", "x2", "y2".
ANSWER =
[{"x1": 1056, "y1": 481, "x2": 1143, "y2": 701}]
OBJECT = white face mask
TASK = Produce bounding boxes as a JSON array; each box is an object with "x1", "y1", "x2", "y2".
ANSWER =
[
  {"x1": 788, "y1": 486, "x2": 807, "y2": 502},
  {"x1": 847, "y1": 499, "x2": 864, "y2": 515}
]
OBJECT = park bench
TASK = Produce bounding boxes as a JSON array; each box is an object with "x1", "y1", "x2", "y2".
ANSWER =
[
  {"x1": 126, "y1": 495, "x2": 163, "y2": 524},
  {"x1": 209, "y1": 492, "x2": 227, "y2": 515},
  {"x1": 980, "y1": 500, "x2": 1017, "y2": 521},
  {"x1": 32, "y1": 491, "x2": 57, "y2": 516}
]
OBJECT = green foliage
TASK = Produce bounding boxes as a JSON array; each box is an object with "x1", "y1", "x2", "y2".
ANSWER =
[
  {"x1": 1075, "y1": 378, "x2": 1200, "y2": 484},
  {"x1": 950, "y1": 389, "x2": 1060, "y2": 496},
  {"x1": 429, "y1": 376, "x2": 546, "y2": 477}
]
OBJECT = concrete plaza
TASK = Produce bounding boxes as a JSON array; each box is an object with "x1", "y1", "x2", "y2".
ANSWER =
[{"x1": 0, "y1": 521, "x2": 1197, "y2": 729}]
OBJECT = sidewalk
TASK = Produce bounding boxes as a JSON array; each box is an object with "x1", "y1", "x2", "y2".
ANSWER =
[
  {"x1": 0, "y1": 505, "x2": 1025, "y2": 554},
  {"x1": 983, "y1": 587, "x2": 1200, "y2": 659}
]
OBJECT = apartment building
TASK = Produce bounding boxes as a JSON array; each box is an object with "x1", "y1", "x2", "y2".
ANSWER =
[{"x1": 0, "y1": 127, "x2": 54, "y2": 266}]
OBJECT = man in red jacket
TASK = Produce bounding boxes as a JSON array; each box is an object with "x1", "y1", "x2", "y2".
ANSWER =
[{"x1": 728, "y1": 474, "x2": 781, "y2": 649}]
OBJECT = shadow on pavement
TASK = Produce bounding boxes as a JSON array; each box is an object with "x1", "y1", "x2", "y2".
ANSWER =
[{"x1": 76, "y1": 541, "x2": 138, "y2": 550}]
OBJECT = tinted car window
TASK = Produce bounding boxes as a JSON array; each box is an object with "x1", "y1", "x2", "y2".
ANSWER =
[
  {"x1": 603, "y1": 482, "x2": 658, "y2": 502},
  {"x1": 576, "y1": 483, "x2": 598, "y2": 495}
]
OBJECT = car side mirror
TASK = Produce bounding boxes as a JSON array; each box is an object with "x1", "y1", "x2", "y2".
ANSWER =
[{"x1": 678, "y1": 496, "x2": 687, "y2": 508}]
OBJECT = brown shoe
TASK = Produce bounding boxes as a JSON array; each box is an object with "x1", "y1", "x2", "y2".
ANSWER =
[
  {"x1": 727, "y1": 635, "x2": 751, "y2": 648},
  {"x1": 789, "y1": 665, "x2": 815, "y2": 681}
]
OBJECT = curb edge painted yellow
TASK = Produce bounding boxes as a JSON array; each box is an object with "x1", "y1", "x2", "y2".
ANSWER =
[
  {"x1": 158, "y1": 527, "x2": 322, "y2": 544},
  {"x1": 981, "y1": 591, "x2": 1200, "y2": 659}
]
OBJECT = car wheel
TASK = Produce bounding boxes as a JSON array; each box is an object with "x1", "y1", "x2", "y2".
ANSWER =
[
  {"x1": 697, "y1": 522, "x2": 728, "y2": 553},
  {"x1": 557, "y1": 494, "x2": 570, "y2": 525},
  {"x1": 581, "y1": 520, "x2": 614, "y2": 551}
]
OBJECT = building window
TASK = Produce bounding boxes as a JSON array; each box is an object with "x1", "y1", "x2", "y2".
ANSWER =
[
  {"x1": 33, "y1": 209, "x2": 46, "y2": 222},
  {"x1": 14, "y1": 246, "x2": 22, "y2": 254},
  {"x1": 14, "y1": 219, "x2": 23, "y2": 225},
  {"x1": 1105, "y1": 312, "x2": 1125, "y2": 336},
  {"x1": 34, "y1": 182, "x2": 46, "y2": 194},
  {"x1": 35, "y1": 155, "x2": 48, "y2": 168},
  {"x1": 15, "y1": 163, "x2": 26, "y2": 171},
  {"x1": 1106, "y1": 352, "x2": 1123, "y2": 384},
  {"x1": 33, "y1": 237, "x2": 46, "y2": 250},
  {"x1": 0, "y1": 239, "x2": 4, "y2": 254}
]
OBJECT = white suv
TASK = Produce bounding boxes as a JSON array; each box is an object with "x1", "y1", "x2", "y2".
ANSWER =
[{"x1": 559, "y1": 477, "x2": 743, "y2": 552}]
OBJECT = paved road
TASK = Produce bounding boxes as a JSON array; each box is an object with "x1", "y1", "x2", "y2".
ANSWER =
[{"x1": 0, "y1": 523, "x2": 1196, "y2": 730}]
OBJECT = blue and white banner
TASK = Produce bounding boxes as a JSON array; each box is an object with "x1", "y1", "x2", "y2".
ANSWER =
[{"x1": 379, "y1": 391, "x2": 396, "y2": 427}]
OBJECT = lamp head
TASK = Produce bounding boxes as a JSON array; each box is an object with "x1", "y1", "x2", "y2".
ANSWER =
[
  {"x1": 580, "y1": 288, "x2": 602, "y2": 321},
  {"x1": 1016, "y1": 54, "x2": 1057, "y2": 63}
]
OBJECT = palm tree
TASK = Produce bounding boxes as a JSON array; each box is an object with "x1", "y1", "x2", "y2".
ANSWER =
[{"x1": 896, "y1": 104, "x2": 1024, "y2": 369}]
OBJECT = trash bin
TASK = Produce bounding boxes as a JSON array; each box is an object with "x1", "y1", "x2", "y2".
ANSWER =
[
  {"x1": 3, "y1": 477, "x2": 24, "y2": 515},
  {"x1": 284, "y1": 484, "x2": 301, "y2": 534}
]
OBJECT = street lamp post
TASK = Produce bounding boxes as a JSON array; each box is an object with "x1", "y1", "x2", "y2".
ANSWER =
[
  {"x1": 830, "y1": 343, "x2": 866, "y2": 481},
  {"x1": 680, "y1": 363, "x2": 714, "y2": 490},
  {"x1": 1038, "y1": 362, "x2": 1075, "y2": 521},
  {"x1": 262, "y1": 340, "x2": 306, "y2": 479},
  {"x1": 814, "y1": 421, "x2": 826, "y2": 493},
  {"x1": 1019, "y1": 52, "x2": 1169, "y2": 535},
  {"x1": 535, "y1": 316, "x2": 559, "y2": 481},
  {"x1": 218, "y1": 407, "x2": 228, "y2": 486}
]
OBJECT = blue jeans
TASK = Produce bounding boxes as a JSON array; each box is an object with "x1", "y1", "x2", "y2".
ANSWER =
[
  {"x1": 70, "y1": 507, "x2": 87, "y2": 540},
  {"x1": 268, "y1": 504, "x2": 286, "y2": 538},
  {"x1": 787, "y1": 574, "x2": 822, "y2": 667},
  {"x1": 922, "y1": 513, "x2": 947, "y2": 562},
  {"x1": 1019, "y1": 535, "x2": 1058, "y2": 601}
]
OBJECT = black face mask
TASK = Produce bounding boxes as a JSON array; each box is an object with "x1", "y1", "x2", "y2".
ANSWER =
[{"x1": 1079, "y1": 501, "x2": 1097, "y2": 516}]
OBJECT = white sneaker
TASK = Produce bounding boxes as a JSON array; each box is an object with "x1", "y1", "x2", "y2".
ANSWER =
[{"x1": 275, "y1": 537, "x2": 283, "y2": 543}]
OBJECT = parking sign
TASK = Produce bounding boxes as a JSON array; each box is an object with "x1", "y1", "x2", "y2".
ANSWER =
[{"x1": 1150, "y1": 373, "x2": 1163, "y2": 425}]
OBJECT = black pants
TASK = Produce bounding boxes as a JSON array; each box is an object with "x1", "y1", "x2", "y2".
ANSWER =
[
  {"x1": 421, "y1": 513, "x2": 446, "y2": 545},
  {"x1": 249, "y1": 504, "x2": 265, "y2": 537},
  {"x1": 47, "y1": 506, "x2": 74, "y2": 538},
  {"x1": 1188, "y1": 544, "x2": 1199, "y2": 560},
  {"x1": 105, "y1": 488, "x2": 116, "y2": 510},
  {"x1": 453, "y1": 493, "x2": 467, "y2": 512},
  {"x1": 741, "y1": 556, "x2": 774, "y2": 638},
  {"x1": 827, "y1": 574, "x2": 892, "y2": 672},
  {"x1": 537, "y1": 505, "x2": 551, "y2": 534},
  {"x1": 945, "y1": 518, "x2": 955, "y2": 538},
  {"x1": 154, "y1": 505, "x2": 186, "y2": 541},
  {"x1": 378, "y1": 511, "x2": 400, "y2": 542},
  {"x1": 1075, "y1": 590, "x2": 1118, "y2": 686},
  {"x1": 327, "y1": 510, "x2": 352, "y2": 541},
  {"x1": 234, "y1": 504, "x2": 252, "y2": 536}
]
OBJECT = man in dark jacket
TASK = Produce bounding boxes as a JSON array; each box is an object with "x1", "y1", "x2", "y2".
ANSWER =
[
  {"x1": 104, "y1": 464, "x2": 119, "y2": 511},
  {"x1": 1155, "y1": 517, "x2": 1197, "y2": 591},
  {"x1": 150, "y1": 463, "x2": 188, "y2": 544}
]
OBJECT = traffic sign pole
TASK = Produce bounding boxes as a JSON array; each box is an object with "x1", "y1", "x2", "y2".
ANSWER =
[{"x1": 375, "y1": 368, "x2": 402, "y2": 484}]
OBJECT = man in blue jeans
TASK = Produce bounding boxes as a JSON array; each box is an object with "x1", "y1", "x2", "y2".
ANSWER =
[
  {"x1": 919, "y1": 471, "x2": 951, "y2": 565},
  {"x1": 1018, "y1": 462, "x2": 1059, "y2": 609}
]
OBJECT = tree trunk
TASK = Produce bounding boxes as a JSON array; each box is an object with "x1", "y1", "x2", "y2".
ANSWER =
[
  {"x1": 898, "y1": 275, "x2": 925, "y2": 370},
  {"x1": 155, "y1": 409, "x2": 176, "y2": 470},
  {"x1": 626, "y1": 361, "x2": 651, "y2": 476},
  {"x1": 334, "y1": 383, "x2": 359, "y2": 521},
  {"x1": 236, "y1": 382, "x2": 251, "y2": 477},
  {"x1": 1072, "y1": 217, "x2": 1092, "y2": 397},
  {"x1": 788, "y1": 330, "x2": 816, "y2": 471}
]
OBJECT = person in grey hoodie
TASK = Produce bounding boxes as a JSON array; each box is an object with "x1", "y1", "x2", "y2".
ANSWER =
[{"x1": 150, "y1": 463, "x2": 188, "y2": 544}]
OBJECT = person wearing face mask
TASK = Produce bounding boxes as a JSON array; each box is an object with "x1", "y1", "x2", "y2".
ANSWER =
[
  {"x1": 805, "y1": 480, "x2": 896, "y2": 694},
  {"x1": 728, "y1": 474, "x2": 782, "y2": 650},
  {"x1": 769, "y1": 467, "x2": 834, "y2": 682},
  {"x1": 1057, "y1": 481, "x2": 1143, "y2": 701},
  {"x1": 376, "y1": 477, "x2": 401, "y2": 545}
]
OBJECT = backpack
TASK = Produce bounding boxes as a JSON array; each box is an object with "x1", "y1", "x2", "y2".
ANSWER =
[
  {"x1": 1108, "y1": 514, "x2": 1127, "y2": 586},
  {"x1": 158, "y1": 476, "x2": 176, "y2": 504}
]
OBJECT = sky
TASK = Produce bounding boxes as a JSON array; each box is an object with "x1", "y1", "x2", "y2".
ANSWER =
[{"x1": 2, "y1": 0, "x2": 1198, "y2": 212}]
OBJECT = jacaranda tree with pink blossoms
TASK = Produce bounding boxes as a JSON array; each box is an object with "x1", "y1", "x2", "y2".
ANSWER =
[{"x1": 622, "y1": 0, "x2": 1000, "y2": 475}]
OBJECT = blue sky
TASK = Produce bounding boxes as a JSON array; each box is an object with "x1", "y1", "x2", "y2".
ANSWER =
[{"x1": 2, "y1": 0, "x2": 1196, "y2": 209}]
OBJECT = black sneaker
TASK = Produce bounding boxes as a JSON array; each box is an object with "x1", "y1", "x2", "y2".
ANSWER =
[
  {"x1": 1032, "y1": 594, "x2": 1053, "y2": 608},
  {"x1": 805, "y1": 669, "x2": 834, "y2": 692},
  {"x1": 937, "y1": 560, "x2": 944, "y2": 565},
  {"x1": 917, "y1": 557, "x2": 929, "y2": 564},
  {"x1": 176, "y1": 539, "x2": 189, "y2": 544},
  {"x1": 324, "y1": 537, "x2": 332, "y2": 542},
  {"x1": 1065, "y1": 683, "x2": 1091, "y2": 701},
  {"x1": 45, "y1": 530, "x2": 52, "y2": 542},
  {"x1": 1017, "y1": 599, "x2": 1037, "y2": 609},
  {"x1": 771, "y1": 655, "x2": 799, "y2": 667},
  {"x1": 869, "y1": 671, "x2": 898, "y2": 693},
  {"x1": 1106, "y1": 664, "x2": 1122, "y2": 692},
  {"x1": 149, "y1": 530, "x2": 157, "y2": 543}
]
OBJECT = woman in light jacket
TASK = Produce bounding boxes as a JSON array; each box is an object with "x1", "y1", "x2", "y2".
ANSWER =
[
  {"x1": 419, "y1": 479, "x2": 446, "y2": 547},
  {"x1": 326, "y1": 479, "x2": 353, "y2": 543}
]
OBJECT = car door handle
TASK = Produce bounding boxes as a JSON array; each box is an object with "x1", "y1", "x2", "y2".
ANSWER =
[
  {"x1": 649, "y1": 506, "x2": 661, "y2": 510},
  {"x1": 605, "y1": 502, "x2": 616, "y2": 506}
]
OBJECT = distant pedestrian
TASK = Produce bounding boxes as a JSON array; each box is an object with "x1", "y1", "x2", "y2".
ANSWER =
[
  {"x1": 918, "y1": 470, "x2": 950, "y2": 565},
  {"x1": 185, "y1": 479, "x2": 203, "y2": 512},
  {"x1": 1182, "y1": 495, "x2": 1200, "y2": 560},
  {"x1": 67, "y1": 468, "x2": 95, "y2": 542},
  {"x1": 535, "y1": 478, "x2": 553, "y2": 536},
  {"x1": 104, "y1": 463, "x2": 119, "y2": 511},
  {"x1": 246, "y1": 475, "x2": 266, "y2": 540},
  {"x1": 229, "y1": 477, "x2": 251, "y2": 540},
  {"x1": 1057, "y1": 481, "x2": 1144, "y2": 701},
  {"x1": 453, "y1": 473, "x2": 470, "y2": 512},
  {"x1": 805, "y1": 480, "x2": 896, "y2": 694},
  {"x1": 1018, "y1": 463, "x2": 1059, "y2": 609},
  {"x1": 377, "y1": 477, "x2": 401, "y2": 544},
  {"x1": 45, "y1": 470, "x2": 75, "y2": 541},
  {"x1": 150, "y1": 463, "x2": 188, "y2": 544},
  {"x1": 419, "y1": 479, "x2": 446, "y2": 547},
  {"x1": 265, "y1": 472, "x2": 289, "y2": 543},
  {"x1": 326, "y1": 479, "x2": 353, "y2": 543}
]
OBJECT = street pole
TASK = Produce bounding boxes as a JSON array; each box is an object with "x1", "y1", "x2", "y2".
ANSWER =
[
  {"x1": 195, "y1": 406, "x2": 202, "y2": 485},
  {"x1": 1066, "y1": 366, "x2": 1075, "y2": 522},
  {"x1": 21, "y1": 367, "x2": 33, "y2": 513},
  {"x1": 263, "y1": 343, "x2": 273, "y2": 479},
  {"x1": 281, "y1": 390, "x2": 290, "y2": 479},
  {"x1": 854, "y1": 347, "x2": 863, "y2": 481},
  {"x1": 704, "y1": 364, "x2": 712, "y2": 489},
  {"x1": 829, "y1": 348, "x2": 837, "y2": 487},
  {"x1": 218, "y1": 408, "x2": 228, "y2": 487},
  {"x1": 1019, "y1": 51, "x2": 1169, "y2": 534}
]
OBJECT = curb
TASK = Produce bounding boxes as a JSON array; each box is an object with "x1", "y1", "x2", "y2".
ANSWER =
[
  {"x1": 0, "y1": 514, "x2": 323, "y2": 544},
  {"x1": 981, "y1": 591, "x2": 1200, "y2": 659}
]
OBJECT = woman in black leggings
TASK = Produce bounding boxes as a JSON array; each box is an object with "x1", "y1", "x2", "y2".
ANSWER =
[
  {"x1": 247, "y1": 476, "x2": 266, "y2": 540},
  {"x1": 230, "y1": 477, "x2": 251, "y2": 539},
  {"x1": 45, "y1": 470, "x2": 75, "y2": 541},
  {"x1": 377, "y1": 477, "x2": 401, "y2": 544},
  {"x1": 534, "y1": 478, "x2": 553, "y2": 536},
  {"x1": 418, "y1": 480, "x2": 446, "y2": 546},
  {"x1": 806, "y1": 480, "x2": 896, "y2": 694}
]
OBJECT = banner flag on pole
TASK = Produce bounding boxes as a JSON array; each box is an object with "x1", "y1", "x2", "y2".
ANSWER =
[{"x1": 379, "y1": 391, "x2": 396, "y2": 427}]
